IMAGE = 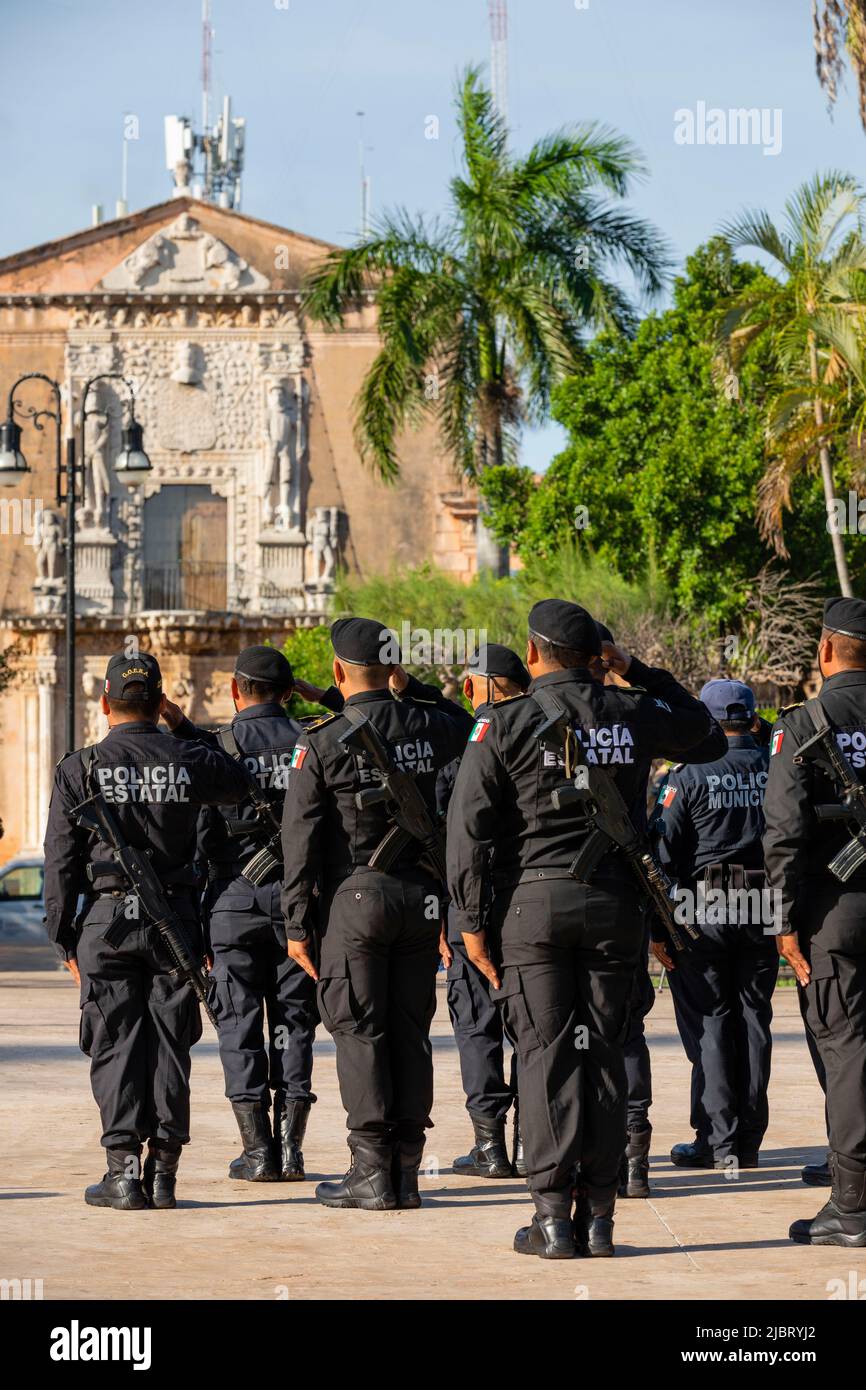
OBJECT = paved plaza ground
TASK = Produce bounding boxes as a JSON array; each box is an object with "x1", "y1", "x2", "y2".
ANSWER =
[{"x1": 0, "y1": 946, "x2": 859, "y2": 1303}]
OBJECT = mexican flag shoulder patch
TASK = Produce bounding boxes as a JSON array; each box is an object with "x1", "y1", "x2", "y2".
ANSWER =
[
  {"x1": 661, "y1": 783, "x2": 677, "y2": 807},
  {"x1": 469, "y1": 717, "x2": 492, "y2": 743},
  {"x1": 770, "y1": 729, "x2": 784, "y2": 757},
  {"x1": 290, "y1": 743, "x2": 308, "y2": 769}
]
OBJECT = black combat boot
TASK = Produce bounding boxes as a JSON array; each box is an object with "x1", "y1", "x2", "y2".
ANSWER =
[
  {"x1": 229, "y1": 1100, "x2": 280, "y2": 1182},
  {"x1": 514, "y1": 1189, "x2": 577, "y2": 1259},
  {"x1": 670, "y1": 1139, "x2": 714, "y2": 1168},
  {"x1": 512, "y1": 1111, "x2": 527, "y2": 1178},
  {"x1": 273, "y1": 1093, "x2": 311, "y2": 1182},
  {"x1": 618, "y1": 1126, "x2": 651, "y2": 1198},
  {"x1": 316, "y1": 1136, "x2": 398, "y2": 1210},
  {"x1": 801, "y1": 1154, "x2": 832, "y2": 1187},
  {"x1": 143, "y1": 1141, "x2": 181, "y2": 1209},
  {"x1": 85, "y1": 1146, "x2": 148, "y2": 1211},
  {"x1": 392, "y1": 1137, "x2": 425, "y2": 1210},
  {"x1": 452, "y1": 1111, "x2": 512, "y2": 1178},
  {"x1": 574, "y1": 1189, "x2": 617, "y2": 1257},
  {"x1": 790, "y1": 1155, "x2": 866, "y2": 1247}
]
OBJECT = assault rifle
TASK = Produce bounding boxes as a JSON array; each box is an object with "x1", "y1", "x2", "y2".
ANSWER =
[
  {"x1": 532, "y1": 688, "x2": 696, "y2": 952},
  {"x1": 216, "y1": 727, "x2": 284, "y2": 887},
  {"x1": 339, "y1": 706, "x2": 447, "y2": 882},
  {"x1": 71, "y1": 790, "x2": 217, "y2": 1026},
  {"x1": 794, "y1": 698, "x2": 866, "y2": 881}
]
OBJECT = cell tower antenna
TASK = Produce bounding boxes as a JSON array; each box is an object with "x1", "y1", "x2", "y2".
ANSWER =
[
  {"x1": 357, "y1": 110, "x2": 371, "y2": 237},
  {"x1": 202, "y1": 0, "x2": 214, "y2": 134},
  {"x1": 164, "y1": 1, "x2": 246, "y2": 209},
  {"x1": 488, "y1": 0, "x2": 508, "y2": 130}
]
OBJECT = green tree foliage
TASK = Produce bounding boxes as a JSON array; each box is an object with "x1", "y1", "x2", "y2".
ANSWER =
[
  {"x1": 302, "y1": 67, "x2": 669, "y2": 484},
  {"x1": 478, "y1": 240, "x2": 842, "y2": 625}
]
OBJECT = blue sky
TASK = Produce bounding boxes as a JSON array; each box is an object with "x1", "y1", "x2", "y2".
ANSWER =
[{"x1": 3, "y1": 0, "x2": 865, "y2": 470}]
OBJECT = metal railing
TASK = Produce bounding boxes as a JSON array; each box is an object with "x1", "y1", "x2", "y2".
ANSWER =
[{"x1": 142, "y1": 561, "x2": 229, "y2": 612}]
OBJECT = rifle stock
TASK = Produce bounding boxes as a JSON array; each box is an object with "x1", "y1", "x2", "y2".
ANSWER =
[{"x1": 72, "y1": 792, "x2": 217, "y2": 1027}]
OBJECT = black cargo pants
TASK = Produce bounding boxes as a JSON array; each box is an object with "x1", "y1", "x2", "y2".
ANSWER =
[
  {"x1": 76, "y1": 892, "x2": 203, "y2": 1149},
  {"x1": 623, "y1": 925, "x2": 655, "y2": 1132},
  {"x1": 207, "y1": 878, "x2": 318, "y2": 1106},
  {"x1": 799, "y1": 897, "x2": 866, "y2": 1172},
  {"x1": 317, "y1": 867, "x2": 440, "y2": 1146},
  {"x1": 445, "y1": 906, "x2": 516, "y2": 1121},
  {"x1": 668, "y1": 919, "x2": 778, "y2": 1158},
  {"x1": 491, "y1": 870, "x2": 642, "y2": 1201}
]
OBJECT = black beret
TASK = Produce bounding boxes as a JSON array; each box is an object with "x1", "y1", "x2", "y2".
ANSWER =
[
  {"x1": 467, "y1": 642, "x2": 530, "y2": 691},
  {"x1": 103, "y1": 651, "x2": 162, "y2": 701},
  {"x1": 595, "y1": 620, "x2": 614, "y2": 646},
  {"x1": 823, "y1": 597, "x2": 866, "y2": 642},
  {"x1": 528, "y1": 599, "x2": 601, "y2": 656},
  {"x1": 234, "y1": 645, "x2": 293, "y2": 687},
  {"x1": 331, "y1": 616, "x2": 394, "y2": 666}
]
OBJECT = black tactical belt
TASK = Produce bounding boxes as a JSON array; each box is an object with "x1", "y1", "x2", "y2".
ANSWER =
[
  {"x1": 699, "y1": 862, "x2": 766, "y2": 892},
  {"x1": 494, "y1": 867, "x2": 580, "y2": 888}
]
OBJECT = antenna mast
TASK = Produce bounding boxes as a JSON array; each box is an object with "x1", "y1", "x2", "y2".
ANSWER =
[
  {"x1": 357, "y1": 110, "x2": 371, "y2": 237},
  {"x1": 164, "y1": 0, "x2": 246, "y2": 209},
  {"x1": 488, "y1": 0, "x2": 508, "y2": 129}
]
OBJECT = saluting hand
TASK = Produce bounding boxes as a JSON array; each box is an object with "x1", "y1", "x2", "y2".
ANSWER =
[
  {"x1": 600, "y1": 641, "x2": 632, "y2": 677},
  {"x1": 293, "y1": 678, "x2": 325, "y2": 703},
  {"x1": 389, "y1": 664, "x2": 410, "y2": 695},
  {"x1": 777, "y1": 932, "x2": 811, "y2": 987},
  {"x1": 161, "y1": 698, "x2": 185, "y2": 731},
  {"x1": 463, "y1": 930, "x2": 501, "y2": 990},
  {"x1": 287, "y1": 935, "x2": 319, "y2": 981}
]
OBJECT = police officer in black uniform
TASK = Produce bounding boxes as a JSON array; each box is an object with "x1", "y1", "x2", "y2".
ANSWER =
[
  {"x1": 280, "y1": 617, "x2": 469, "y2": 1211},
  {"x1": 654, "y1": 678, "x2": 777, "y2": 1170},
  {"x1": 163, "y1": 646, "x2": 321, "y2": 1183},
  {"x1": 446, "y1": 600, "x2": 717, "y2": 1259},
  {"x1": 764, "y1": 597, "x2": 866, "y2": 1246},
  {"x1": 43, "y1": 653, "x2": 249, "y2": 1210},
  {"x1": 438, "y1": 643, "x2": 530, "y2": 1180}
]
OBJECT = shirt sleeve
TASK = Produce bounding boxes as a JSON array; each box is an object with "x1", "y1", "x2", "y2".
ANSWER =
[
  {"x1": 43, "y1": 758, "x2": 90, "y2": 960},
  {"x1": 762, "y1": 716, "x2": 811, "y2": 935},
  {"x1": 189, "y1": 744, "x2": 250, "y2": 806},
  {"x1": 280, "y1": 737, "x2": 327, "y2": 939},
  {"x1": 168, "y1": 714, "x2": 218, "y2": 747},
  {"x1": 628, "y1": 658, "x2": 718, "y2": 760},
  {"x1": 446, "y1": 721, "x2": 507, "y2": 934},
  {"x1": 653, "y1": 770, "x2": 694, "y2": 881}
]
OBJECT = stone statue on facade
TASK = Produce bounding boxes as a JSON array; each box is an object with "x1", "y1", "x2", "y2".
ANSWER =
[
  {"x1": 34, "y1": 507, "x2": 64, "y2": 581},
  {"x1": 308, "y1": 505, "x2": 340, "y2": 586},
  {"x1": 81, "y1": 381, "x2": 112, "y2": 529},
  {"x1": 262, "y1": 378, "x2": 305, "y2": 531}
]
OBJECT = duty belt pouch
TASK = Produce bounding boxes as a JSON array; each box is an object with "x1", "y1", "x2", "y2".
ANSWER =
[
  {"x1": 703, "y1": 862, "x2": 725, "y2": 892},
  {"x1": 745, "y1": 868, "x2": 767, "y2": 892}
]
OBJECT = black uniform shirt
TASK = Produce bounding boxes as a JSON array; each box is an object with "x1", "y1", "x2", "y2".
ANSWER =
[
  {"x1": 654, "y1": 734, "x2": 768, "y2": 881},
  {"x1": 763, "y1": 669, "x2": 866, "y2": 935},
  {"x1": 446, "y1": 658, "x2": 719, "y2": 934},
  {"x1": 280, "y1": 687, "x2": 469, "y2": 939},
  {"x1": 43, "y1": 721, "x2": 249, "y2": 959},
  {"x1": 173, "y1": 703, "x2": 303, "y2": 870}
]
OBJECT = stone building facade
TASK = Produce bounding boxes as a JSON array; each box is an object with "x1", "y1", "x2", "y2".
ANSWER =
[{"x1": 0, "y1": 198, "x2": 477, "y2": 856}]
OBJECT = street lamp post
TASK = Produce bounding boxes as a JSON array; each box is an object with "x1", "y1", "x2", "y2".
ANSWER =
[{"x1": 0, "y1": 372, "x2": 151, "y2": 753}]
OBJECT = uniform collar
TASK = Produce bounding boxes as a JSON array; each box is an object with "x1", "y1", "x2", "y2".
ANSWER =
[
  {"x1": 344, "y1": 688, "x2": 393, "y2": 706},
  {"x1": 105, "y1": 720, "x2": 157, "y2": 736},
  {"x1": 233, "y1": 702, "x2": 288, "y2": 721},
  {"x1": 821, "y1": 669, "x2": 866, "y2": 692},
  {"x1": 726, "y1": 734, "x2": 758, "y2": 749},
  {"x1": 528, "y1": 668, "x2": 596, "y2": 691}
]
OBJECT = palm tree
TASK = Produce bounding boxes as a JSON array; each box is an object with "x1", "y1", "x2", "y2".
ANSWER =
[
  {"x1": 718, "y1": 171, "x2": 866, "y2": 595},
  {"x1": 813, "y1": 1, "x2": 866, "y2": 132},
  {"x1": 302, "y1": 67, "x2": 669, "y2": 567}
]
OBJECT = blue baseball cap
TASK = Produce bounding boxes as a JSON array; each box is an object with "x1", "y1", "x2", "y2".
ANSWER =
[{"x1": 699, "y1": 678, "x2": 755, "y2": 721}]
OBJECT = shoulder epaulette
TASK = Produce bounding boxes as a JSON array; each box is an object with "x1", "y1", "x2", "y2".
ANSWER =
[
  {"x1": 621, "y1": 684, "x2": 647, "y2": 697},
  {"x1": 671, "y1": 761, "x2": 684, "y2": 773},
  {"x1": 778, "y1": 702, "x2": 803, "y2": 718},
  {"x1": 304, "y1": 711, "x2": 342, "y2": 734}
]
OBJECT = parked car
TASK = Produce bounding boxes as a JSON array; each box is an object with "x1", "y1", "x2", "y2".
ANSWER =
[{"x1": 0, "y1": 854, "x2": 47, "y2": 942}]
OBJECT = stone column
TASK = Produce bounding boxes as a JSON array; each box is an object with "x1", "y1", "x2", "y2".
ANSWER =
[{"x1": 36, "y1": 662, "x2": 57, "y2": 842}]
